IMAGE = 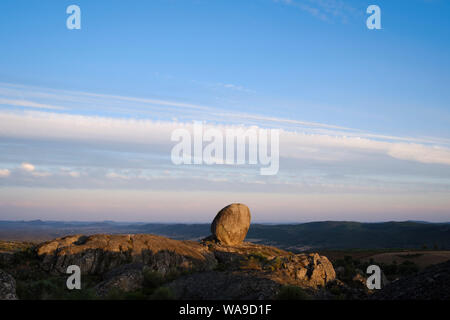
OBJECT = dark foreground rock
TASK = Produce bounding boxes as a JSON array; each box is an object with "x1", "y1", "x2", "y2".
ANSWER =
[
  {"x1": 0, "y1": 269, "x2": 17, "y2": 300},
  {"x1": 0, "y1": 252, "x2": 14, "y2": 266},
  {"x1": 168, "y1": 271, "x2": 280, "y2": 300},
  {"x1": 95, "y1": 263, "x2": 145, "y2": 297},
  {"x1": 372, "y1": 259, "x2": 450, "y2": 300}
]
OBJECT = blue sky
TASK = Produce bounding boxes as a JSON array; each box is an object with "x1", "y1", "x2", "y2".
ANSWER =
[{"x1": 0, "y1": 0, "x2": 449, "y2": 222}]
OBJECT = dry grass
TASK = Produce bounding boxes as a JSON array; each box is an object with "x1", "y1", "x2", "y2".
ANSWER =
[
  {"x1": 0, "y1": 240, "x2": 34, "y2": 253},
  {"x1": 362, "y1": 251, "x2": 450, "y2": 270}
]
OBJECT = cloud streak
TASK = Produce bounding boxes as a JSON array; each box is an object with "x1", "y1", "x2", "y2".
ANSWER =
[
  {"x1": 1, "y1": 110, "x2": 450, "y2": 167},
  {"x1": 274, "y1": 0, "x2": 360, "y2": 23},
  {"x1": 0, "y1": 98, "x2": 67, "y2": 111}
]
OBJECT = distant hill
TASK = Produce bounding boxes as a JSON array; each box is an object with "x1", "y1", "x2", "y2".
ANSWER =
[
  {"x1": 0, "y1": 220, "x2": 449, "y2": 250},
  {"x1": 247, "y1": 221, "x2": 450, "y2": 250}
]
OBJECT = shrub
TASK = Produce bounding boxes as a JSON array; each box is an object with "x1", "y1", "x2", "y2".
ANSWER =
[
  {"x1": 398, "y1": 260, "x2": 419, "y2": 275},
  {"x1": 105, "y1": 288, "x2": 127, "y2": 300},
  {"x1": 250, "y1": 252, "x2": 269, "y2": 263},
  {"x1": 276, "y1": 286, "x2": 311, "y2": 300},
  {"x1": 150, "y1": 287, "x2": 175, "y2": 300},
  {"x1": 271, "y1": 257, "x2": 283, "y2": 269},
  {"x1": 142, "y1": 270, "x2": 165, "y2": 294},
  {"x1": 240, "y1": 256, "x2": 262, "y2": 270},
  {"x1": 123, "y1": 291, "x2": 148, "y2": 300},
  {"x1": 17, "y1": 276, "x2": 98, "y2": 300},
  {"x1": 17, "y1": 278, "x2": 60, "y2": 300}
]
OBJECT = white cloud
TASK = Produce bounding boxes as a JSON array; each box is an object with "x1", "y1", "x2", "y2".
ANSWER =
[
  {"x1": 1, "y1": 82, "x2": 447, "y2": 146},
  {"x1": 387, "y1": 143, "x2": 450, "y2": 166},
  {"x1": 0, "y1": 169, "x2": 10, "y2": 177},
  {"x1": 68, "y1": 171, "x2": 80, "y2": 178},
  {"x1": 106, "y1": 172, "x2": 129, "y2": 179},
  {"x1": 280, "y1": 131, "x2": 450, "y2": 165},
  {"x1": 20, "y1": 162, "x2": 35, "y2": 172},
  {"x1": 1, "y1": 111, "x2": 450, "y2": 167}
]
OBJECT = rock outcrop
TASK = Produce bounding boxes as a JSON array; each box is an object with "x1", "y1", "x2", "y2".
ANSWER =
[
  {"x1": 211, "y1": 203, "x2": 251, "y2": 246},
  {"x1": 0, "y1": 269, "x2": 17, "y2": 300},
  {"x1": 95, "y1": 263, "x2": 145, "y2": 297},
  {"x1": 209, "y1": 241, "x2": 335, "y2": 287},
  {"x1": 37, "y1": 234, "x2": 217, "y2": 275},
  {"x1": 168, "y1": 241, "x2": 335, "y2": 299},
  {"x1": 30, "y1": 204, "x2": 337, "y2": 299},
  {"x1": 34, "y1": 232, "x2": 336, "y2": 299}
]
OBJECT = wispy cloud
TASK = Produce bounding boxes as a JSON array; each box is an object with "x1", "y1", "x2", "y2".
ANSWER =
[
  {"x1": 1, "y1": 82, "x2": 447, "y2": 146},
  {"x1": 274, "y1": 0, "x2": 360, "y2": 23},
  {"x1": 0, "y1": 98, "x2": 67, "y2": 111}
]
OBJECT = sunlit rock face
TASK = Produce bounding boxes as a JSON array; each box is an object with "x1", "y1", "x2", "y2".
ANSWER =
[
  {"x1": 36, "y1": 234, "x2": 217, "y2": 275},
  {"x1": 211, "y1": 203, "x2": 251, "y2": 246}
]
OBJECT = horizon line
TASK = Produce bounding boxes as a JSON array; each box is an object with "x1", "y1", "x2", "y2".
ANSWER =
[{"x1": 1, "y1": 219, "x2": 449, "y2": 225}]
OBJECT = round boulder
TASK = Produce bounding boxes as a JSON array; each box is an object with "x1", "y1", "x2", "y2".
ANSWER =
[{"x1": 211, "y1": 203, "x2": 251, "y2": 246}]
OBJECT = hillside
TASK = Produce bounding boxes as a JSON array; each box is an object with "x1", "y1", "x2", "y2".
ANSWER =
[{"x1": 247, "y1": 221, "x2": 450, "y2": 250}]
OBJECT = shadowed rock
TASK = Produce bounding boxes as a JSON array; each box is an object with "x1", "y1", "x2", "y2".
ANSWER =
[
  {"x1": 95, "y1": 263, "x2": 145, "y2": 297},
  {"x1": 0, "y1": 269, "x2": 17, "y2": 300},
  {"x1": 372, "y1": 260, "x2": 450, "y2": 300},
  {"x1": 168, "y1": 271, "x2": 280, "y2": 300},
  {"x1": 211, "y1": 203, "x2": 251, "y2": 246}
]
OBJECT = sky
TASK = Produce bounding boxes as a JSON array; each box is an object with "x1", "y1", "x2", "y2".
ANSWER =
[{"x1": 0, "y1": 0, "x2": 449, "y2": 222}]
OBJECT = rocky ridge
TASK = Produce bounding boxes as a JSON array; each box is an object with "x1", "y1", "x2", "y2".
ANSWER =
[
  {"x1": 34, "y1": 233, "x2": 336, "y2": 298},
  {"x1": 0, "y1": 203, "x2": 338, "y2": 299}
]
